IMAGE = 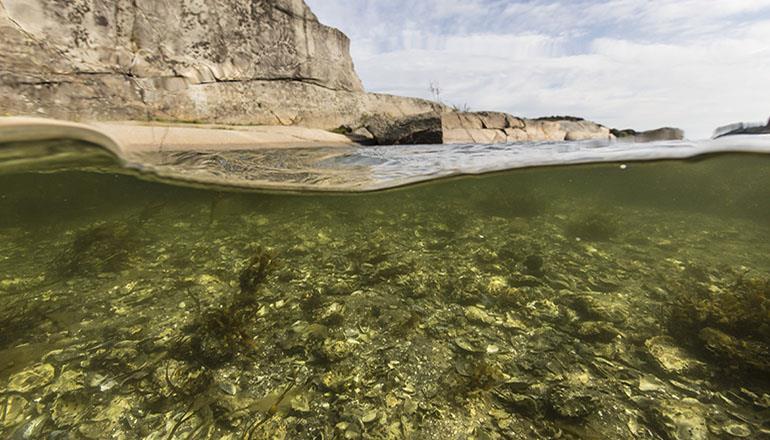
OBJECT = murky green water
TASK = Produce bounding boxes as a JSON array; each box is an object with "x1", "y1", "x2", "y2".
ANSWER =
[{"x1": 1, "y1": 154, "x2": 769, "y2": 439}]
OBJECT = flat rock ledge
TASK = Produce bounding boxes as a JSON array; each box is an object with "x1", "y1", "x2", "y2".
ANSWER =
[
  {"x1": 0, "y1": 117, "x2": 356, "y2": 156},
  {"x1": 361, "y1": 112, "x2": 616, "y2": 145}
]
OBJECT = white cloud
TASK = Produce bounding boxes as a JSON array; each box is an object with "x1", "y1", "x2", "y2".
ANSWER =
[{"x1": 307, "y1": 0, "x2": 770, "y2": 138}]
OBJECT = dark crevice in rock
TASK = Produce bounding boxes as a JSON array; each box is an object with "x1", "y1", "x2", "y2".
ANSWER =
[
  {"x1": 273, "y1": 4, "x2": 316, "y2": 23},
  {"x1": 213, "y1": 76, "x2": 339, "y2": 92}
]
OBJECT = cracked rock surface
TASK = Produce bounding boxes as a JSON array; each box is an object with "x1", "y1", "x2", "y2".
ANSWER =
[{"x1": 0, "y1": 0, "x2": 442, "y2": 128}]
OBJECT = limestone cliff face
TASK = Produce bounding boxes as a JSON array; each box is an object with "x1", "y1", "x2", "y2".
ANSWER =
[
  {"x1": 2, "y1": 0, "x2": 362, "y2": 89},
  {"x1": 0, "y1": 0, "x2": 442, "y2": 127}
]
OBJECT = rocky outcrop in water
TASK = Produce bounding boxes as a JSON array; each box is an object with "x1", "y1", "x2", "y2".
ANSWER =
[
  {"x1": 446, "y1": 113, "x2": 615, "y2": 143},
  {"x1": 714, "y1": 118, "x2": 770, "y2": 138},
  {"x1": 611, "y1": 127, "x2": 685, "y2": 142},
  {"x1": 358, "y1": 112, "x2": 615, "y2": 144},
  {"x1": 0, "y1": 0, "x2": 441, "y2": 128}
]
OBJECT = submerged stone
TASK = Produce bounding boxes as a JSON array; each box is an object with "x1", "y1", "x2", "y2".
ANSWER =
[
  {"x1": 577, "y1": 321, "x2": 621, "y2": 342},
  {"x1": 8, "y1": 363, "x2": 56, "y2": 393},
  {"x1": 523, "y1": 254, "x2": 545, "y2": 277},
  {"x1": 546, "y1": 387, "x2": 597, "y2": 419},
  {"x1": 698, "y1": 327, "x2": 770, "y2": 374},
  {"x1": 645, "y1": 336, "x2": 704, "y2": 376},
  {"x1": 2, "y1": 395, "x2": 29, "y2": 426},
  {"x1": 722, "y1": 422, "x2": 752, "y2": 438},
  {"x1": 17, "y1": 415, "x2": 49, "y2": 439},
  {"x1": 51, "y1": 391, "x2": 90, "y2": 427},
  {"x1": 650, "y1": 398, "x2": 709, "y2": 440},
  {"x1": 290, "y1": 393, "x2": 311, "y2": 413}
]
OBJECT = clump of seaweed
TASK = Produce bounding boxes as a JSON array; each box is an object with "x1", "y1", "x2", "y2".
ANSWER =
[
  {"x1": 564, "y1": 213, "x2": 619, "y2": 242},
  {"x1": 239, "y1": 247, "x2": 275, "y2": 298},
  {"x1": 176, "y1": 246, "x2": 276, "y2": 368},
  {"x1": 668, "y1": 272, "x2": 770, "y2": 375},
  {"x1": 77, "y1": 245, "x2": 279, "y2": 438},
  {"x1": 55, "y1": 222, "x2": 138, "y2": 276},
  {"x1": 451, "y1": 356, "x2": 508, "y2": 400},
  {"x1": 523, "y1": 254, "x2": 545, "y2": 277},
  {"x1": 669, "y1": 274, "x2": 769, "y2": 342}
]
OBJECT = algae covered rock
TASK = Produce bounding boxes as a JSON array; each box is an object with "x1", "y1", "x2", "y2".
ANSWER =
[
  {"x1": 645, "y1": 336, "x2": 705, "y2": 376},
  {"x1": 668, "y1": 274, "x2": 770, "y2": 373},
  {"x1": 8, "y1": 363, "x2": 55, "y2": 393},
  {"x1": 650, "y1": 398, "x2": 709, "y2": 440},
  {"x1": 699, "y1": 327, "x2": 770, "y2": 374}
]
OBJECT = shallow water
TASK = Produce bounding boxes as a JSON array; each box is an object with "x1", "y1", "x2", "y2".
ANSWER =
[{"x1": 0, "y1": 143, "x2": 769, "y2": 439}]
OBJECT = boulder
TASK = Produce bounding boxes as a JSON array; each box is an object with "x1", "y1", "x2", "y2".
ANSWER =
[
  {"x1": 364, "y1": 112, "x2": 443, "y2": 145},
  {"x1": 442, "y1": 112, "x2": 525, "y2": 131},
  {"x1": 611, "y1": 127, "x2": 685, "y2": 142},
  {"x1": 644, "y1": 336, "x2": 704, "y2": 376},
  {"x1": 475, "y1": 111, "x2": 512, "y2": 129},
  {"x1": 503, "y1": 128, "x2": 529, "y2": 142},
  {"x1": 650, "y1": 398, "x2": 709, "y2": 440},
  {"x1": 699, "y1": 327, "x2": 770, "y2": 374},
  {"x1": 444, "y1": 128, "x2": 506, "y2": 144},
  {"x1": 441, "y1": 113, "x2": 485, "y2": 130}
]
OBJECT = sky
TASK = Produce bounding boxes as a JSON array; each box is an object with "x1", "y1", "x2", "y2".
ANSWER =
[{"x1": 305, "y1": 0, "x2": 770, "y2": 139}]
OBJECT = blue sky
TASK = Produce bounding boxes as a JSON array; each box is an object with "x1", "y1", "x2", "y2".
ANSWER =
[{"x1": 306, "y1": 0, "x2": 770, "y2": 139}]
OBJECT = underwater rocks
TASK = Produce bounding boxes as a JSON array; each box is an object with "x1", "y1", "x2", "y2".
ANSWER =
[
  {"x1": 650, "y1": 398, "x2": 709, "y2": 440},
  {"x1": 564, "y1": 212, "x2": 620, "y2": 242},
  {"x1": 8, "y1": 363, "x2": 55, "y2": 393},
  {"x1": 667, "y1": 273, "x2": 770, "y2": 375},
  {"x1": 698, "y1": 327, "x2": 770, "y2": 374},
  {"x1": 645, "y1": 336, "x2": 705, "y2": 376},
  {"x1": 1, "y1": 168, "x2": 769, "y2": 439},
  {"x1": 56, "y1": 222, "x2": 138, "y2": 276}
]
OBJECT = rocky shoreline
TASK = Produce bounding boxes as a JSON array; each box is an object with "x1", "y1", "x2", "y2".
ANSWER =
[
  {"x1": 0, "y1": 0, "x2": 684, "y2": 146},
  {"x1": 714, "y1": 120, "x2": 770, "y2": 138}
]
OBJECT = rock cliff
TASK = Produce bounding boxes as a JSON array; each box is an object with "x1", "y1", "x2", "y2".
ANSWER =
[
  {"x1": 0, "y1": 0, "x2": 441, "y2": 128},
  {"x1": 0, "y1": 0, "x2": 652, "y2": 145}
]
